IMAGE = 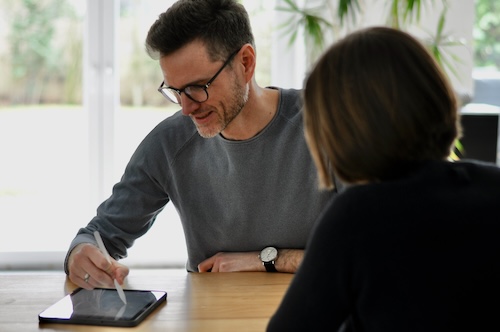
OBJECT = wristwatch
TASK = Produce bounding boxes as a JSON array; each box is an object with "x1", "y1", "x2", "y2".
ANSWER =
[{"x1": 259, "y1": 246, "x2": 278, "y2": 272}]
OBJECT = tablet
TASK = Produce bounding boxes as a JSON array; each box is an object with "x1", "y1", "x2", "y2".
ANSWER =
[{"x1": 38, "y1": 288, "x2": 167, "y2": 327}]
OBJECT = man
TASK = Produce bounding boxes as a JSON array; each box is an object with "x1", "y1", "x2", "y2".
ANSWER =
[{"x1": 65, "y1": 0, "x2": 338, "y2": 289}]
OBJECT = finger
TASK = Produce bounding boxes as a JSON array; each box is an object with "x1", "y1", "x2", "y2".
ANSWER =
[
  {"x1": 70, "y1": 272, "x2": 88, "y2": 289},
  {"x1": 75, "y1": 246, "x2": 114, "y2": 288},
  {"x1": 74, "y1": 263, "x2": 110, "y2": 289},
  {"x1": 197, "y1": 256, "x2": 215, "y2": 272},
  {"x1": 113, "y1": 264, "x2": 130, "y2": 284},
  {"x1": 89, "y1": 253, "x2": 132, "y2": 287},
  {"x1": 80, "y1": 273, "x2": 97, "y2": 290},
  {"x1": 69, "y1": 244, "x2": 129, "y2": 287},
  {"x1": 90, "y1": 268, "x2": 115, "y2": 287},
  {"x1": 209, "y1": 256, "x2": 221, "y2": 272},
  {"x1": 210, "y1": 257, "x2": 221, "y2": 272},
  {"x1": 68, "y1": 244, "x2": 99, "y2": 287},
  {"x1": 89, "y1": 248, "x2": 113, "y2": 273}
]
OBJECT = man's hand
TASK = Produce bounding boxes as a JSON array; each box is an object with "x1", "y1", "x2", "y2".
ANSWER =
[
  {"x1": 67, "y1": 243, "x2": 130, "y2": 290},
  {"x1": 198, "y1": 252, "x2": 261, "y2": 272},
  {"x1": 197, "y1": 249, "x2": 304, "y2": 273}
]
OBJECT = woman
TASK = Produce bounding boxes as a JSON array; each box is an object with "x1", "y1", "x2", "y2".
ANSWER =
[{"x1": 267, "y1": 26, "x2": 500, "y2": 331}]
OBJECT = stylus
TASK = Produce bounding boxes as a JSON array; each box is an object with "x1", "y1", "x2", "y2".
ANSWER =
[{"x1": 94, "y1": 230, "x2": 128, "y2": 304}]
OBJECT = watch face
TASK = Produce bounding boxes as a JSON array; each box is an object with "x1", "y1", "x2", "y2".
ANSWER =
[{"x1": 261, "y1": 247, "x2": 278, "y2": 262}]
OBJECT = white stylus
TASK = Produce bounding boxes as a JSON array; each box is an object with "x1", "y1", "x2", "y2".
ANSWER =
[{"x1": 93, "y1": 231, "x2": 127, "y2": 304}]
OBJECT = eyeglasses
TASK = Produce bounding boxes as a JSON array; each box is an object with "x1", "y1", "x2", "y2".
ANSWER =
[{"x1": 158, "y1": 48, "x2": 241, "y2": 104}]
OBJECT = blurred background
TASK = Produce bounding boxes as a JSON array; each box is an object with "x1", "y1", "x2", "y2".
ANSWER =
[{"x1": 0, "y1": 0, "x2": 498, "y2": 270}]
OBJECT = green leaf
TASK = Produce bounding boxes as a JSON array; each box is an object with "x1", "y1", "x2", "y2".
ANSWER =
[{"x1": 338, "y1": 0, "x2": 360, "y2": 24}]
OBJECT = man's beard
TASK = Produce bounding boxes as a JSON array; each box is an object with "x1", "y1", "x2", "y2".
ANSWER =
[{"x1": 195, "y1": 79, "x2": 249, "y2": 139}]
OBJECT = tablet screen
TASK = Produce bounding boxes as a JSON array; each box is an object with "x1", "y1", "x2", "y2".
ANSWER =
[{"x1": 39, "y1": 288, "x2": 167, "y2": 327}]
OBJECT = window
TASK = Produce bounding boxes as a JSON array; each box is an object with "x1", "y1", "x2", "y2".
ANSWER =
[
  {"x1": 0, "y1": 0, "x2": 278, "y2": 270},
  {"x1": 2, "y1": 0, "x2": 491, "y2": 270},
  {"x1": 0, "y1": 0, "x2": 90, "y2": 268},
  {"x1": 471, "y1": 0, "x2": 500, "y2": 107},
  {"x1": 474, "y1": 0, "x2": 500, "y2": 71}
]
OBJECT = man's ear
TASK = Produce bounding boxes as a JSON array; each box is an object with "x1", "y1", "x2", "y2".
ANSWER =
[{"x1": 238, "y1": 44, "x2": 256, "y2": 83}]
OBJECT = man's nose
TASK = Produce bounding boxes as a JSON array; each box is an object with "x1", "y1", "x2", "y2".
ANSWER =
[{"x1": 180, "y1": 95, "x2": 200, "y2": 116}]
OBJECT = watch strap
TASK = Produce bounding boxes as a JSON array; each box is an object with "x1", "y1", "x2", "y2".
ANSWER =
[{"x1": 263, "y1": 260, "x2": 277, "y2": 272}]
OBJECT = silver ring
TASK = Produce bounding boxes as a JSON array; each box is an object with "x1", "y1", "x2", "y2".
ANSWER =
[{"x1": 84, "y1": 273, "x2": 90, "y2": 283}]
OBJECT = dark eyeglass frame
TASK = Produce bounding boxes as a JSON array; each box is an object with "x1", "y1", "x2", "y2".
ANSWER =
[{"x1": 158, "y1": 48, "x2": 241, "y2": 104}]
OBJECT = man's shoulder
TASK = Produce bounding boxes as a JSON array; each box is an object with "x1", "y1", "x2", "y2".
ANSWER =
[
  {"x1": 272, "y1": 87, "x2": 302, "y2": 104},
  {"x1": 141, "y1": 110, "x2": 199, "y2": 154},
  {"x1": 154, "y1": 110, "x2": 194, "y2": 133},
  {"x1": 273, "y1": 87, "x2": 304, "y2": 124}
]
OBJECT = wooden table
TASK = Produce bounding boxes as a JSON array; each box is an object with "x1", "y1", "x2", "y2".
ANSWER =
[{"x1": 0, "y1": 269, "x2": 293, "y2": 332}]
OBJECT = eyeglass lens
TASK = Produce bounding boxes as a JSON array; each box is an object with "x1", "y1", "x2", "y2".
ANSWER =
[
  {"x1": 158, "y1": 48, "x2": 240, "y2": 105},
  {"x1": 162, "y1": 85, "x2": 208, "y2": 104}
]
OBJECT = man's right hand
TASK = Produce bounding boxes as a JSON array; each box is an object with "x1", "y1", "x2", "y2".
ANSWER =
[{"x1": 67, "y1": 243, "x2": 130, "y2": 290}]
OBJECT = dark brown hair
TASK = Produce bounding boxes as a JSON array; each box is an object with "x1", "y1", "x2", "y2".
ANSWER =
[
  {"x1": 145, "y1": 0, "x2": 254, "y2": 62},
  {"x1": 304, "y1": 27, "x2": 460, "y2": 188}
]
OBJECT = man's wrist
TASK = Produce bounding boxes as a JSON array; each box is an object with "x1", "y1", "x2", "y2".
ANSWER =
[
  {"x1": 259, "y1": 246, "x2": 278, "y2": 272},
  {"x1": 273, "y1": 249, "x2": 303, "y2": 273}
]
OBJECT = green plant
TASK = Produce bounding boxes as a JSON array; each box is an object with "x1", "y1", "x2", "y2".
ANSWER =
[
  {"x1": 276, "y1": 0, "x2": 464, "y2": 78},
  {"x1": 277, "y1": 0, "x2": 334, "y2": 57},
  {"x1": 474, "y1": 0, "x2": 500, "y2": 69},
  {"x1": 5, "y1": 0, "x2": 78, "y2": 104},
  {"x1": 276, "y1": 0, "x2": 467, "y2": 160}
]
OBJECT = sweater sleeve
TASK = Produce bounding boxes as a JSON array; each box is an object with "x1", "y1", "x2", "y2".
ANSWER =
[{"x1": 64, "y1": 120, "x2": 173, "y2": 274}]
